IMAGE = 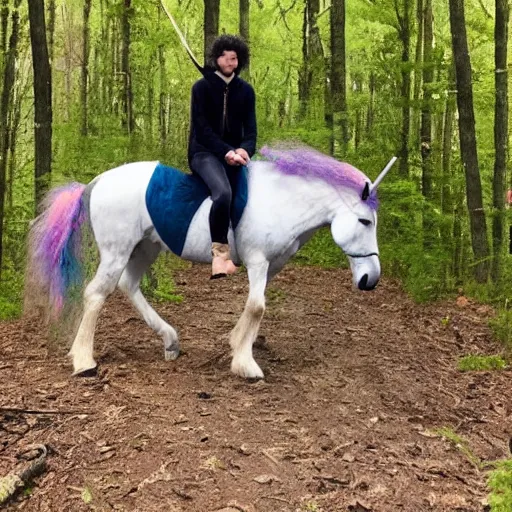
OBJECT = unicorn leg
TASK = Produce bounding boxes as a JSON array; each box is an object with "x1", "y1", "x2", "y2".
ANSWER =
[
  {"x1": 117, "y1": 241, "x2": 180, "y2": 361},
  {"x1": 69, "y1": 255, "x2": 130, "y2": 375},
  {"x1": 230, "y1": 259, "x2": 269, "y2": 379}
]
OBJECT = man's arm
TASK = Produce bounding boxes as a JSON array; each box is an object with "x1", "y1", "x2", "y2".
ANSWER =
[{"x1": 191, "y1": 81, "x2": 234, "y2": 160}]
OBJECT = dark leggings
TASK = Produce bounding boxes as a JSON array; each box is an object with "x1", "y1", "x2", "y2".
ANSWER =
[{"x1": 190, "y1": 152, "x2": 237, "y2": 245}]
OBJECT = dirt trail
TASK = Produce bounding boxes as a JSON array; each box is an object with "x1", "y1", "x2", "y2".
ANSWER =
[{"x1": 0, "y1": 266, "x2": 510, "y2": 511}]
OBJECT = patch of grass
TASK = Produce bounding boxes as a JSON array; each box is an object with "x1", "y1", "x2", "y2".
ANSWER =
[
  {"x1": 301, "y1": 501, "x2": 322, "y2": 512},
  {"x1": 141, "y1": 253, "x2": 188, "y2": 304},
  {"x1": 266, "y1": 286, "x2": 287, "y2": 306},
  {"x1": 488, "y1": 460, "x2": 512, "y2": 511},
  {"x1": 434, "y1": 427, "x2": 481, "y2": 468},
  {"x1": 458, "y1": 355, "x2": 507, "y2": 372},
  {"x1": 81, "y1": 487, "x2": 93, "y2": 504}
]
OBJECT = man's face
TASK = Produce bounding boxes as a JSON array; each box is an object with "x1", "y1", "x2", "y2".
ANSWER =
[{"x1": 216, "y1": 50, "x2": 238, "y2": 77}]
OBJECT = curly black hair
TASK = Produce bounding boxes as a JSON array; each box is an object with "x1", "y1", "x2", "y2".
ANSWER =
[{"x1": 207, "y1": 35, "x2": 250, "y2": 75}]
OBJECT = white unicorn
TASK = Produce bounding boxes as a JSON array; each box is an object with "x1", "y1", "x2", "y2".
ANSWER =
[{"x1": 27, "y1": 146, "x2": 395, "y2": 379}]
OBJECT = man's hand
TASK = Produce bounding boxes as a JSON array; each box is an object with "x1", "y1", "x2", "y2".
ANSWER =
[
  {"x1": 234, "y1": 148, "x2": 250, "y2": 164},
  {"x1": 225, "y1": 149, "x2": 247, "y2": 166}
]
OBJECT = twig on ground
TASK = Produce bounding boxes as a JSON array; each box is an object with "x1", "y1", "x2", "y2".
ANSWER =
[
  {"x1": 0, "y1": 444, "x2": 48, "y2": 504},
  {"x1": 260, "y1": 495, "x2": 290, "y2": 504},
  {"x1": 0, "y1": 407, "x2": 89, "y2": 415}
]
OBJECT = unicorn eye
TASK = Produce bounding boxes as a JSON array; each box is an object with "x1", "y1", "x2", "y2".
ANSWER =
[{"x1": 359, "y1": 218, "x2": 371, "y2": 226}]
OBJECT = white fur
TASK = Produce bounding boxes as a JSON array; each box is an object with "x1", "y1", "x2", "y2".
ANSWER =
[{"x1": 69, "y1": 160, "x2": 381, "y2": 379}]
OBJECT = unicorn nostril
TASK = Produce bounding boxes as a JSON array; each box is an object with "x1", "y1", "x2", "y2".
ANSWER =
[{"x1": 358, "y1": 274, "x2": 378, "y2": 291}]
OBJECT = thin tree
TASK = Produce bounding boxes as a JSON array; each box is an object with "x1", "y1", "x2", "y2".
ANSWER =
[
  {"x1": 420, "y1": 0, "x2": 433, "y2": 200},
  {"x1": 28, "y1": 0, "x2": 52, "y2": 210},
  {"x1": 239, "y1": 0, "x2": 250, "y2": 78},
  {"x1": 412, "y1": 0, "x2": 423, "y2": 140},
  {"x1": 330, "y1": 0, "x2": 348, "y2": 156},
  {"x1": 121, "y1": 0, "x2": 134, "y2": 133},
  {"x1": 395, "y1": 0, "x2": 411, "y2": 177},
  {"x1": 203, "y1": 0, "x2": 220, "y2": 65},
  {"x1": 81, "y1": 0, "x2": 91, "y2": 135},
  {"x1": 0, "y1": 0, "x2": 21, "y2": 273},
  {"x1": 1, "y1": 0, "x2": 8, "y2": 54},
  {"x1": 448, "y1": 0, "x2": 490, "y2": 282},
  {"x1": 491, "y1": 0, "x2": 509, "y2": 281},
  {"x1": 47, "y1": 0, "x2": 55, "y2": 63},
  {"x1": 420, "y1": 0, "x2": 435, "y2": 248}
]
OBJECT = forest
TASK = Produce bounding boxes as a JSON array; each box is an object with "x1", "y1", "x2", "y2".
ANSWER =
[{"x1": 0, "y1": 0, "x2": 509, "y2": 327}]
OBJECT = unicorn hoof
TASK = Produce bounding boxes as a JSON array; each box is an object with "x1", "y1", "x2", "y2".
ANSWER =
[
  {"x1": 72, "y1": 365, "x2": 98, "y2": 377},
  {"x1": 164, "y1": 348, "x2": 180, "y2": 361},
  {"x1": 231, "y1": 357, "x2": 264, "y2": 380}
]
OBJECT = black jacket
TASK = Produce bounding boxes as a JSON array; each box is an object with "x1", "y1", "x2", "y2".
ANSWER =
[{"x1": 188, "y1": 72, "x2": 257, "y2": 165}]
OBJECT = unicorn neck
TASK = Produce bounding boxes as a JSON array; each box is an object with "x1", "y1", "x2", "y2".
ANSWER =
[{"x1": 251, "y1": 162, "x2": 344, "y2": 234}]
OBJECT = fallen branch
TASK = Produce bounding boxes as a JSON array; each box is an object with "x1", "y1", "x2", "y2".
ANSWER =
[
  {"x1": 0, "y1": 444, "x2": 48, "y2": 505},
  {"x1": 0, "y1": 407, "x2": 88, "y2": 415}
]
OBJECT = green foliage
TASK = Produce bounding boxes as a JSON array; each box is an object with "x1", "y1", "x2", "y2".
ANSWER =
[
  {"x1": 488, "y1": 460, "x2": 512, "y2": 512},
  {"x1": 458, "y1": 354, "x2": 507, "y2": 372},
  {"x1": 434, "y1": 427, "x2": 481, "y2": 468},
  {"x1": 293, "y1": 228, "x2": 347, "y2": 268},
  {"x1": 377, "y1": 180, "x2": 455, "y2": 302},
  {"x1": 140, "y1": 253, "x2": 186, "y2": 304},
  {"x1": 2, "y1": 0, "x2": 509, "y2": 319},
  {"x1": 488, "y1": 305, "x2": 512, "y2": 353}
]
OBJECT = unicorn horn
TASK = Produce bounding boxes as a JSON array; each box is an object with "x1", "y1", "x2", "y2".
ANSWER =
[{"x1": 369, "y1": 156, "x2": 397, "y2": 193}]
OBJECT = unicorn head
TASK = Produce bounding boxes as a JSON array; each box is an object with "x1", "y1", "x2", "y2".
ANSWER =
[{"x1": 330, "y1": 156, "x2": 396, "y2": 290}]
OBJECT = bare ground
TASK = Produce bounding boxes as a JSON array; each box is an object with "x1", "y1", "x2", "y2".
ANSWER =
[{"x1": 1, "y1": 265, "x2": 511, "y2": 512}]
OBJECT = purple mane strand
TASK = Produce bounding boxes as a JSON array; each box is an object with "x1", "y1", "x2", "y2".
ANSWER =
[{"x1": 259, "y1": 145, "x2": 378, "y2": 210}]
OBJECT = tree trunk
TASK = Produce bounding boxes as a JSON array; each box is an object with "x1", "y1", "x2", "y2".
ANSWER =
[
  {"x1": 441, "y1": 63, "x2": 456, "y2": 278},
  {"x1": 158, "y1": 43, "x2": 167, "y2": 147},
  {"x1": 203, "y1": 0, "x2": 220, "y2": 65},
  {"x1": 441, "y1": 63, "x2": 456, "y2": 235},
  {"x1": 420, "y1": 0, "x2": 433, "y2": 200},
  {"x1": 28, "y1": 0, "x2": 52, "y2": 211},
  {"x1": 396, "y1": 0, "x2": 411, "y2": 177},
  {"x1": 449, "y1": 0, "x2": 490, "y2": 282},
  {"x1": 239, "y1": 0, "x2": 250, "y2": 78},
  {"x1": 80, "y1": 0, "x2": 91, "y2": 136},
  {"x1": 354, "y1": 75, "x2": 363, "y2": 151},
  {"x1": 330, "y1": 0, "x2": 349, "y2": 156},
  {"x1": 121, "y1": 0, "x2": 133, "y2": 133},
  {"x1": 147, "y1": 54, "x2": 154, "y2": 140},
  {"x1": 492, "y1": 0, "x2": 509, "y2": 281},
  {"x1": 412, "y1": 0, "x2": 423, "y2": 143},
  {"x1": 47, "y1": 0, "x2": 55, "y2": 64},
  {"x1": 62, "y1": 4, "x2": 73, "y2": 121},
  {"x1": 366, "y1": 71, "x2": 375, "y2": 136},
  {"x1": 7, "y1": 83, "x2": 21, "y2": 211},
  {"x1": 1, "y1": 0, "x2": 8, "y2": 54},
  {"x1": 0, "y1": 0, "x2": 21, "y2": 273}
]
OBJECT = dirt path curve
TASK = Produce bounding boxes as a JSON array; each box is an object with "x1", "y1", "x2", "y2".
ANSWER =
[{"x1": 0, "y1": 266, "x2": 510, "y2": 511}]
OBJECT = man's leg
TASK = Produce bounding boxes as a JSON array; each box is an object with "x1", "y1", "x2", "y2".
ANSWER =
[{"x1": 191, "y1": 152, "x2": 237, "y2": 278}]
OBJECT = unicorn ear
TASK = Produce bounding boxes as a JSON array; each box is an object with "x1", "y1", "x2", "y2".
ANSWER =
[{"x1": 362, "y1": 182, "x2": 370, "y2": 201}]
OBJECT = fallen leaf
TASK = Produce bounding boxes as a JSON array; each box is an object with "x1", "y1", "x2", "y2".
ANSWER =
[
  {"x1": 253, "y1": 474, "x2": 280, "y2": 484},
  {"x1": 81, "y1": 487, "x2": 93, "y2": 504},
  {"x1": 456, "y1": 296, "x2": 469, "y2": 308}
]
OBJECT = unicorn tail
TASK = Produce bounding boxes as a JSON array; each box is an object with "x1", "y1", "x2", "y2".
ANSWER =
[{"x1": 27, "y1": 182, "x2": 88, "y2": 318}]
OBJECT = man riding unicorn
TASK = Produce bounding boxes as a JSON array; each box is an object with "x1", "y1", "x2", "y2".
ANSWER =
[{"x1": 188, "y1": 35, "x2": 256, "y2": 279}]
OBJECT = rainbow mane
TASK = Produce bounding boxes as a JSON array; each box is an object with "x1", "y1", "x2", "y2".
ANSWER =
[{"x1": 260, "y1": 145, "x2": 378, "y2": 210}]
